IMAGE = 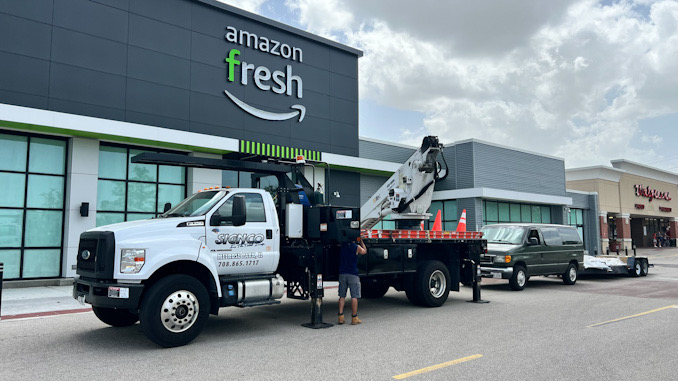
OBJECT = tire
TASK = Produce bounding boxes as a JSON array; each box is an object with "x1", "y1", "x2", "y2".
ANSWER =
[
  {"x1": 509, "y1": 265, "x2": 527, "y2": 291},
  {"x1": 640, "y1": 259, "x2": 649, "y2": 276},
  {"x1": 403, "y1": 274, "x2": 421, "y2": 306},
  {"x1": 630, "y1": 260, "x2": 642, "y2": 277},
  {"x1": 361, "y1": 278, "x2": 390, "y2": 299},
  {"x1": 414, "y1": 260, "x2": 451, "y2": 307},
  {"x1": 92, "y1": 306, "x2": 139, "y2": 327},
  {"x1": 562, "y1": 263, "x2": 578, "y2": 285},
  {"x1": 140, "y1": 275, "x2": 211, "y2": 348}
]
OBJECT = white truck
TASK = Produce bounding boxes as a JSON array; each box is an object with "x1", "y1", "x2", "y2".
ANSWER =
[{"x1": 73, "y1": 137, "x2": 486, "y2": 347}]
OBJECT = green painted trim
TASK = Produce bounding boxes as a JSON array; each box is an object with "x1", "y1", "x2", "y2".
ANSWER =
[{"x1": 0, "y1": 120, "x2": 234, "y2": 154}]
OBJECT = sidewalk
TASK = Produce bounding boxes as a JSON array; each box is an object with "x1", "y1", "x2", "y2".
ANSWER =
[{"x1": 0, "y1": 284, "x2": 90, "y2": 320}]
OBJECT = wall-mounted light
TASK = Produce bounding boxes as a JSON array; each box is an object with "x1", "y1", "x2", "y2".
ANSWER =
[{"x1": 80, "y1": 202, "x2": 89, "y2": 217}]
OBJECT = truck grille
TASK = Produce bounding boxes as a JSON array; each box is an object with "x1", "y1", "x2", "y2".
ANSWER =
[{"x1": 76, "y1": 231, "x2": 115, "y2": 279}]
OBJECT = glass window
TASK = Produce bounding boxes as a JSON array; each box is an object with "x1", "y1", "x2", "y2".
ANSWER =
[
  {"x1": 239, "y1": 171, "x2": 255, "y2": 188},
  {"x1": 28, "y1": 138, "x2": 66, "y2": 175},
  {"x1": 222, "y1": 170, "x2": 239, "y2": 187},
  {"x1": 244, "y1": 193, "x2": 266, "y2": 222},
  {"x1": 27, "y1": 175, "x2": 64, "y2": 208},
  {"x1": 521, "y1": 205, "x2": 531, "y2": 222},
  {"x1": 541, "y1": 206, "x2": 551, "y2": 223},
  {"x1": 576, "y1": 209, "x2": 583, "y2": 224},
  {"x1": 22, "y1": 249, "x2": 61, "y2": 278},
  {"x1": 97, "y1": 180, "x2": 126, "y2": 211},
  {"x1": 159, "y1": 165, "x2": 185, "y2": 184},
  {"x1": 128, "y1": 149, "x2": 157, "y2": 182},
  {"x1": 531, "y1": 205, "x2": 541, "y2": 223},
  {"x1": 158, "y1": 184, "x2": 186, "y2": 213},
  {"x1": 429, "y1": 201, "x2": 443, "y2": 222},
  {"x1": 96, "y1": 212, "x2": 125, "y2": 227},
  {"x1": 127, "y1": 182, "x2": 157, "y2": 212},
  {"x1": 486, "y1": 201, "x2": 498, "y2": 222},
  {"x1": 443, "y1": 200, "x2": 458, "y2": 221},
  {"x1": 0, "y1": 133, "x2": 27, "y2": 172},
  {"x1": 542, "y1": 227, "x2": 563, "y2": 246},
  {"x1": 0, "y1": 250, "x2": 21, "y2": 278},
  {"x1": 0, "y1": 172, "x2": 26, "y2": 207},
  {"x1": 443, "y1": 221, "x2": 458, "y2": 231},
  {"x1": 498, "y1": 203, "x2": 510, "y2": 222},
  {"x1": 24, "y1": 210, "x2": 63, "y2": 247},
  {"x1": 99, "y1": 146, "x2": 127, "y2": 180},
  {"x1": 0, "y1": 210, "x2": 23, "y2": 247},
  {"x1": 558, "y1": 227, "x2": 582, "y2": 245},
  {"x1": 510, "y1": 204, "x2": 521, "y2": 222}
]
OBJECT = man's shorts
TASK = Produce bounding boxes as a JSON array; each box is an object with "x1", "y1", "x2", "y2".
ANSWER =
[{"x1": 338, "y1": 273, "x2": 361, "y2": 298}]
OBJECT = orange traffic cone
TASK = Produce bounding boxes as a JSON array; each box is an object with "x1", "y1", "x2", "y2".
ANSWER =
[
  {"x1": 456, "y1": 209, "x2": 467, "y2": 232},
  {"x1": 432, "y1": 209, "x2": 442, "y2": 231},
  {"x1": 420, "y1": 220, "x2": 424, "y2": 230}
]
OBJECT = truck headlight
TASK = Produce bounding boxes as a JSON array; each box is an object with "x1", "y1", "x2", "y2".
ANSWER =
[
  {"x1": 121, "y1": 249, "x2": 145, "y2": 273},
  {"x1": 495, "y1": 255, "x2": 512, "y2": 263}
]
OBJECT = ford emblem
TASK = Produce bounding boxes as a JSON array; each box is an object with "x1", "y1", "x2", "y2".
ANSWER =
[{"x1": 81, "y1": 250, "x2": 91, "y2": 260}]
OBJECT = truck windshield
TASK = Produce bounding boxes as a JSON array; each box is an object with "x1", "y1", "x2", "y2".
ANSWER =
[
  {"x1": 481, "y1": 226, "x2": 526, "y2": 244},
  {"x1": 160, "y1": 190, "x2": 228, "y2": 217}
]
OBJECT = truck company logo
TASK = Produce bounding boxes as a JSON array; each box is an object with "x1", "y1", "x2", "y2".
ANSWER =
[
  {"x1": 224, "y1": 27, "x2": 306, "y2": 122},
  {"x1": 215, "y1": 233, "x2": 265, "y2": 246},
  {"x1": 634, "y1": 184, "x2": 671, "y2": 202}
]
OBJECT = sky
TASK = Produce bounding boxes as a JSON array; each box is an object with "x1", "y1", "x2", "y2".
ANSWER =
[{"x1": 219, "y1": 0, "x2": 678, "y2": 171}]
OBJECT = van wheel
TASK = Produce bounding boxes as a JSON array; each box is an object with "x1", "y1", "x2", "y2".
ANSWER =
[
  {"x1": 509, "y1": 265, "x2": 527, "y2": 291},
  {"x1": 562, "y1": 263, "x2": 578, "y2": 285},
  {"x1": 361, "y1": 278, "x2": 390, "y2": 299},
  {"x1": 640, "y1": 260, "x2": 649, "y2": 276},
  {"x1": 140, "y1": 275, "x2": 210, "y2": 348},
  {"x1": 414, "y1": 261, "x2": 450, "y2": 307},
  {"x1": 92, "y1": 306, "x2": 139, "y2": 327}
]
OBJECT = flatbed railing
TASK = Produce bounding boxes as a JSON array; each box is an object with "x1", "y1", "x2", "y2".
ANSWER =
[{"x1": 361, "y1": 229, "x2": 483, "y2": 240}]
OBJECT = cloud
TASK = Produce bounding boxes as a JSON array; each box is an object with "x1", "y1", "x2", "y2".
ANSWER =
[{"x1": 284, "y1": 0, "x2": 678, "y2": 169}]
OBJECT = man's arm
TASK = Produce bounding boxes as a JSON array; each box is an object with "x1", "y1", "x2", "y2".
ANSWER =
[{"x1": 356, "y1": 237, "x2": 367, "y2": 255}]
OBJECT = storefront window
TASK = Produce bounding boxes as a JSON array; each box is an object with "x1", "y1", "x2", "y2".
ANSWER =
[
  {"x1": 96, "y1": 144, "x2": 187, "y2": 226},
  {"x1": 568, "y1": 208, "x2": 585, "y2": 243},
  {"x1": 0, "y1": 132, "x2": 66, "y2": 280},
  {"x1": 483, "y1": 201, "x2": 552, "y2": 225}
]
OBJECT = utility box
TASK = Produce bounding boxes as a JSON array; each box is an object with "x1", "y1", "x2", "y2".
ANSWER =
[{"x1": 285, "y1": 204, "x2": 303, "y2": 238}]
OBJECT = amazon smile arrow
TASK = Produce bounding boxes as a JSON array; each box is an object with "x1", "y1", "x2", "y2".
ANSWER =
[{"x1": 224, "y1": 90, "x2": 306, "y2": 122}]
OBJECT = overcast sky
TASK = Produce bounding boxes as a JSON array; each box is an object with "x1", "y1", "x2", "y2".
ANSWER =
[{"x1": 220, "y1": 0, "x2": 678, "y2": 171}]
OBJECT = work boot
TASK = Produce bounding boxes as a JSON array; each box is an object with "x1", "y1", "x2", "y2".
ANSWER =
[
  {"x1": 351, "y1": 314, "x2": 361, "y2": 325},
  {"x1": 338, "y1": 313, "x2": 345, "y2": 324}
]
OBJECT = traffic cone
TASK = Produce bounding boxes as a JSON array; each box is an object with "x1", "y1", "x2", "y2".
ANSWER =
[
  {"x1": 420, "y1": 220, "x2": 424, "y2": 230},
  {"x1": 432, "y1": 209, "x2": 442, "y2": 231},
  {"x1": 456, "y1": 209, "x2": 467, "y2": 232}
]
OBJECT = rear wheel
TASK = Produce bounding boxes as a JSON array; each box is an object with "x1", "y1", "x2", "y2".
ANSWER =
[
  {"x1": 509, "y1": 265, "x2": 527, "y2": 291},
  {"x1": 140, "y1": 275, "x2": 210, "y2": 348},
  {"x1": 414, "y1": 261, "x2": 450, "y2": 307},
  {"x1": 640, "y1": 259, "x2": 649, "y2": 276},
  {"x1": 403, "y1": 275, "x2": 421, "y2": 305},
  {"x1": 361, "y1": 278, "x2": 390, "y2": 299},
  {"x1": 92, "y1": 306, "x2": 139, "y2": 327},
  {"x1": 630, "y1": 260, "x2": 642, "y2": 277},
  {"x1": 562, "y1": 263, "x2": 578, "y2": 285}
]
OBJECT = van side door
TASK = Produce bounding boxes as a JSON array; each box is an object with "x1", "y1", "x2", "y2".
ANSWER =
[
  {"x1": 522, "y1": 227, "x2": 546, "y2": 275},
  {"x1": 541, "y1": 227, "x2": 566, "y2": 274},
  {"x1": 206, "y1": 192, "x2": 280, "y2": 275}
]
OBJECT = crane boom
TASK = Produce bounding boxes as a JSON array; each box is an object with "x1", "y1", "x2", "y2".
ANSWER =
[{"x1": 360, "y1": 136, "x2": 447, "y2": 230}]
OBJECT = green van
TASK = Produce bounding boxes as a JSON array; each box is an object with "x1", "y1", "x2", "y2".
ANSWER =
[{"x1": 479, "y1": 223, "x2": 585, "y2": 291}]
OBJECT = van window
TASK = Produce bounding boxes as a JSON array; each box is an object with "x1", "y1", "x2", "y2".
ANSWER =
[
  {"x1": 558, "y1": 227, "x2": 582, "y2": 245},
  {"x1": 480, "y1": 226, "x2": 526, "y2": 244},
  {"x1": 541, "y1": 227, "x2": 563, "y2": 246}
]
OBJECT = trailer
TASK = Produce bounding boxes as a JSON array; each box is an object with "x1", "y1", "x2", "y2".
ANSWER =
[{"x1": 582, "y1": 254, "x2": 652, "y2": 276}]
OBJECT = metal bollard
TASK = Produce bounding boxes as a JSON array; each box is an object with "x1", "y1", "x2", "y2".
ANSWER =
[
  {"x1": 633, "y1": 245, "x2": 637, "y2": 257},
  {"x1": 625, "y1": 247, "x2": 628, "y2": 256},
  {"x1": 0, "y1": 262, "x2": 3, "y2": 320}
]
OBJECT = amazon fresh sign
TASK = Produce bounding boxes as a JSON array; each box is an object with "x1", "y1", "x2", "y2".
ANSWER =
[{"x1": 223, "y1": 26, "x2": 306, "y2": 122}]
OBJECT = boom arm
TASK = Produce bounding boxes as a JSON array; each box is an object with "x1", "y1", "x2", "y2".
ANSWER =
[{"x1": 360, "y1": 136, "x2": 447, "y2": 230}]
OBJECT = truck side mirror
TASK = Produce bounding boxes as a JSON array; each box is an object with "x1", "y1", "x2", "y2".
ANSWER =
[
  {"x1": 163, "y1": 202, "x2": 172, "y2": 213},
  {"x1": 231, "y1": 195, "x2": 246, "y2": 226}
]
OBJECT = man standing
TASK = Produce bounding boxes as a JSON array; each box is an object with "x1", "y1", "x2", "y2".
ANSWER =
[{"x1": 338, "y1": 236, "x2": 367, "y2": 325}]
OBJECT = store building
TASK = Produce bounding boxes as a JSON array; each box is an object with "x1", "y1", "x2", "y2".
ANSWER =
[{"x1": 567, "y1": 160, "x2": 678, "y2": 251}]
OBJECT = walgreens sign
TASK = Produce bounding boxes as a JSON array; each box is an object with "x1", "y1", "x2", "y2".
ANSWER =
[{"x1": 634, "y1": 184, "x2": 671, "y2": 202}]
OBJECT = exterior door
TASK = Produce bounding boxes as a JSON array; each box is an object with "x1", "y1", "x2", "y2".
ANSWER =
[{"x1": 206, "y1": 192, "x2": 279, "y2": 275}]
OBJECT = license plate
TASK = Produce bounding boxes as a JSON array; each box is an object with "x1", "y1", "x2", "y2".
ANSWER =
[
  {"x1": 108, "y1": 286, "x2": 130, "y2": 299},
  {"x1": 77, "y1": 295, "x2": 86, "y2": 305},
  {"x1": 491, "y1": 272, "x2": 502, "y2": 279}
]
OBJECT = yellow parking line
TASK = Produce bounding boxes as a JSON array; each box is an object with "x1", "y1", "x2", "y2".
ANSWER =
[
  {"x1": 393, "y1": 354, "x2": 483, "y2": 379},
  {"x1": 587, "y1": 305, "x2": 677, "y2": 328}
]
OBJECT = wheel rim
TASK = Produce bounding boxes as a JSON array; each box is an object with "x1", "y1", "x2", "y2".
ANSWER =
[
  {"x1": 160, "y1": 290, "x2": 199, "y2": 333},
  {"x1": 428, "y1": 270, "x2": 446, "y2": 298},
  {"x1": 635, "y1": 263, "x2": 642, "y2": 276},
  {"x1": 517, "y1": 270, "x2": 526, "y2": 287},
  {"x1": 568, "y1": 267, "x2": 577, "y2": 282}
]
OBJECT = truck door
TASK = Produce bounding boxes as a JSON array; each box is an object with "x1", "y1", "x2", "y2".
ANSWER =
[{"x1": 206, "y1": 192, "x2": 279, "y2": 275}]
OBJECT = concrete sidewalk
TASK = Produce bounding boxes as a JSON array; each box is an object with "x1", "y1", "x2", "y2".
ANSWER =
[{"x1": 0, "y1": 283, "x2": 90, "y2": 320}]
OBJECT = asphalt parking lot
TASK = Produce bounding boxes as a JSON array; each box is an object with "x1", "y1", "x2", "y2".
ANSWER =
[{"x1": 1, "y1": 249, "x2": 677, "y2": 380}]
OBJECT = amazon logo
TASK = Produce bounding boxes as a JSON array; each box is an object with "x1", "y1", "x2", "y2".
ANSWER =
[{"x1": 224, "y1": 48, "x2": 306, "y2": 122}]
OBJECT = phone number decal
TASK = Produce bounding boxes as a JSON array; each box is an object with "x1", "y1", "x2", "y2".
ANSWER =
[{"x1": 218, "y1": 260, "x2": 260, "y2": 267}]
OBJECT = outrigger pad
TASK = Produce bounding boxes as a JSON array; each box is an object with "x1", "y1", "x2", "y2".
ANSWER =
[{"x1": 302, "y1": 322, "x2": 333, "y2": 329}]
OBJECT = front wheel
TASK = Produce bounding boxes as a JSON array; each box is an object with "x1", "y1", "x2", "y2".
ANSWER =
[
  {"x1": 562, "y1": 263, "x2": 578, "y2": 285},
  {"x1": 509, "y1": 265, "x2": 527, "y2": 291},
  {"x1": 140, "y1": 275, "x2": 210, "y2": 348},
  {"x1": 630, "y1": 260, "x2": 642, "y2": 277},
  {"x1": 92, "y1": 306, "x2": 139, "y2": 327},
  {"x1": 414, "y1": 261, "x2": 450, "y2": 307}
]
